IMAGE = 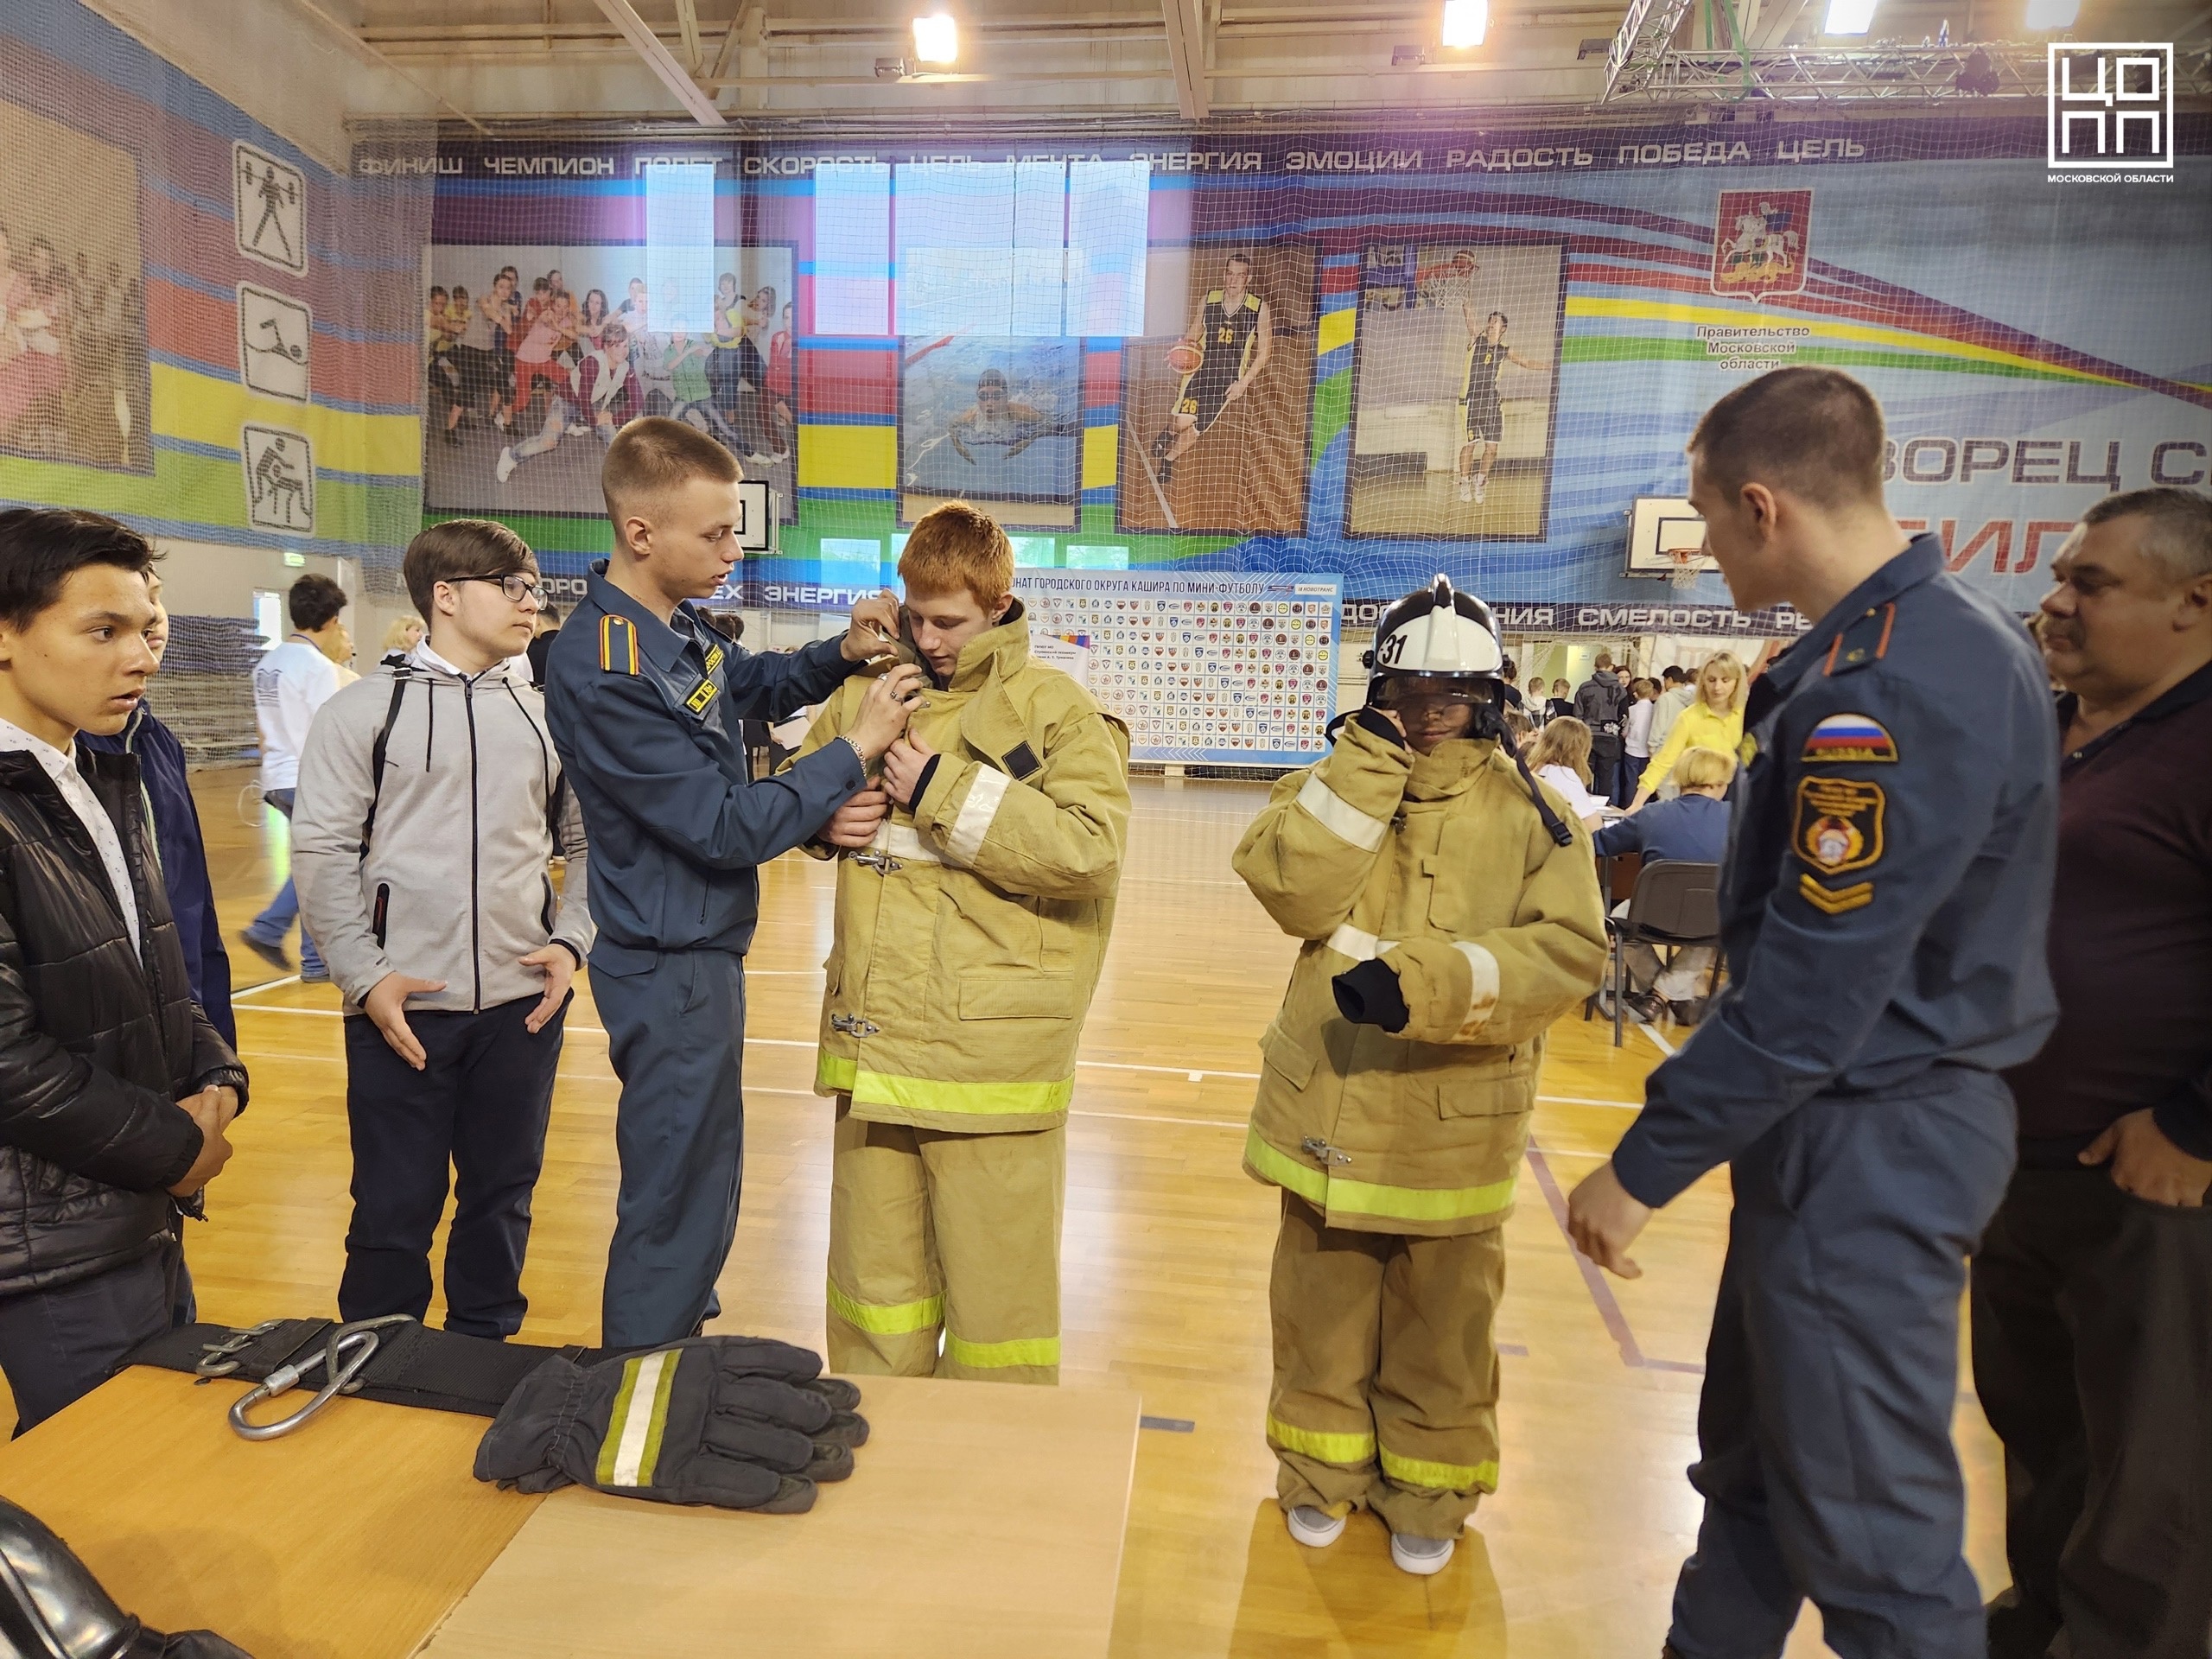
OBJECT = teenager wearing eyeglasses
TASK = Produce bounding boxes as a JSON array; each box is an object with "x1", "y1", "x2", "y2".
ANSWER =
[{"x1": 290, "y1": 520, "x2": 594, "y2": 1339}]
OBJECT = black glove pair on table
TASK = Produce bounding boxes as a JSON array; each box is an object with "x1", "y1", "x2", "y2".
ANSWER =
[{"x1": 475, "y1": 1334, "x2": 869, "y2": 1514}]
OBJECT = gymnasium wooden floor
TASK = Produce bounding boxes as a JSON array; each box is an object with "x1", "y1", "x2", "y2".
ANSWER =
[{"x1": 102, "y1": 770, "x2": 2012, "y2": 1655}]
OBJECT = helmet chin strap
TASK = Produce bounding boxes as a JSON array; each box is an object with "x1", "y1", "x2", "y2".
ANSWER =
[{"x1": 1468, "y1": 694, "x2": 1575, "y2": 847}]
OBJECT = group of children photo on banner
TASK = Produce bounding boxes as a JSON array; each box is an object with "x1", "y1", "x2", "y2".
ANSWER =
[{"x1": 421, "y1": 250, "x2": 796, "y2": 518}]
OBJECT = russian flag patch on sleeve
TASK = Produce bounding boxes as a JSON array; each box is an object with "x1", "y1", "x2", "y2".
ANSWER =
[{"x1": 1801, "y1": 713, "x2": 1897, "y2": 764}]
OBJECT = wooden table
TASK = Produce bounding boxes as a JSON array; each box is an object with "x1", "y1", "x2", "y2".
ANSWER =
[
  {"x1": 0, "y1": 1367, "x2": 1141, "y2": 1659},
  {"x1": 0, "y1": 1367, "x2": 538, "y2": 1659},
  {"x1": 418, "y1": 1374, "x2": 1141, "y2": 1658}
]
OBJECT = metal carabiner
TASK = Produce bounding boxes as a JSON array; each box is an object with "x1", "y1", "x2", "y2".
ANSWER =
[
  {"x1": 193, "y1": 1319, "x2": 284, "y2": 1382},
  {"x1": 227, "y1": 1315, "x2": 415, "y2": 1441}
]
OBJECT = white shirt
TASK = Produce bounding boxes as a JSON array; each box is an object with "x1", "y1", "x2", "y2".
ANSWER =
[
  {"x1": 1535, "y1": 763, "x2": 1609, "y2": 824},
  {"x1": 1625, "y1": 699, "x2": 1656, "y2": 758},
  {"x1": 0, "y1": 715, "x2": 142, "y2": 954},
  {"x1": 253, "y1": 636, "x2": 342, "y2": 791}
]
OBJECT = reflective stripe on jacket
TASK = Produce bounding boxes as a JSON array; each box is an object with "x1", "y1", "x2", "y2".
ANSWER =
[
  {"x1": 1233, "y1": 721, "x2": 1607, "y2": 1236},
  {"x1": 795, "y1": 607, "x2": 1131, "y2": 1134}
]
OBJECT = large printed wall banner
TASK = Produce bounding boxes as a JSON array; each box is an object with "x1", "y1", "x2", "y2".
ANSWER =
[
  {"x1": 0, "y1": 0, "x2": 430, "y2": 566},
  {"x1": 393, "y1": 118, "x2": 2211, "y2": 628}
]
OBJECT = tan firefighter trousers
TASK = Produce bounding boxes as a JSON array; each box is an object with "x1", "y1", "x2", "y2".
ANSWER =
[
  {"x1": 825, "y1": 1101, "x2": 1065, "y2": 1385},
  {"x1": 1266, "y1": 1191, "x2": 1507, "y2": 1538}
]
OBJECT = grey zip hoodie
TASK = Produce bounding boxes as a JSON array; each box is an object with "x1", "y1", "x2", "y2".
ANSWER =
[{"x1": 292, "y1": 646, "x2": 592, "y2": 1014}]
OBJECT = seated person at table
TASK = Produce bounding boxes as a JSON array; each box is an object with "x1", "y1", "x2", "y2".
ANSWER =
[
  {"x1": 1523, "y1": 715, "x2": 1608, "y2": 830},
  {"x1": 1593, "y1": 744, "x2": 1736, "y2": 1021},
  {"x1": 0, "y1": 509, "x2": 245, "y2": 1431}
]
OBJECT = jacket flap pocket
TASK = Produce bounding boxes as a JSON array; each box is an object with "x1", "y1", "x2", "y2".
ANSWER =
[
  {"x1": 1260, "y1": 1022, "x2": 1319, "y2": 1090},
  {"x1": 1419, "y1": 1043, "x2": 1537, "y2": 1118},
  {"x1": 959, "y1": 974, "x2": 1078, "y2": 1020}
]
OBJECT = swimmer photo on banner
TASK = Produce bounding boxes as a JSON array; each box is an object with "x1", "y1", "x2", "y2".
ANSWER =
[
  {"x1": 419, "y1": 241, "x2": 797, "y2": 521},
  {"x1": 897, "y1": 334, "x2": 1081, "y2": 531},
  {"x1": 1344, "y1": 239, "x2": 1567, "y2": 543},
  {"x1": 1116, "y1": 241, "x2": 1315, "y2": 539}
]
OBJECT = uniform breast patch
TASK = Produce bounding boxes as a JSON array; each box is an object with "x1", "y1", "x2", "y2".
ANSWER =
[
  {"x1": 1801, "y1": 713, "x2": 1897, "y2": 765},
  {"x1": 1793, "y1": 775, "x2": 1885, "y2": 875},
  {"x1": 684, "y1": 677, "x2": 721, "y2": 715}
]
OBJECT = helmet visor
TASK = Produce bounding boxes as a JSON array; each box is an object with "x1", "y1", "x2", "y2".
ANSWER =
[{"x1": 1372, "y1": 675, "x2": 1489, "y2": 711}]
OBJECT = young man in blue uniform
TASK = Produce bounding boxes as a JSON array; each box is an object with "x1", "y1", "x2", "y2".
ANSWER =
[
  {"x1": 1567, "y1": 368, "x2": 2060, "y2": 1659},
  {"x1": 544, "y1": 417, "x2": 923, "y2": 1349}
]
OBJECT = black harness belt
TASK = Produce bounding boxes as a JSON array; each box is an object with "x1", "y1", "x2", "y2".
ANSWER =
[{"x1": 124, "y1": 1317, "x2": 593, "y2": 1420}]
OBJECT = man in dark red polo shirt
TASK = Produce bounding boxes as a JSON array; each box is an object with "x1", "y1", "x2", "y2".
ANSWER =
[{"x1": 1973, "y1": 486, "x2": 2212, "y2": 1659}]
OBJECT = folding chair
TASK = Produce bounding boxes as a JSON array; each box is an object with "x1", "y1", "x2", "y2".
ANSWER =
[{"x1": 1583, "y1": 860, "x2": 1720, "y2": 1046}]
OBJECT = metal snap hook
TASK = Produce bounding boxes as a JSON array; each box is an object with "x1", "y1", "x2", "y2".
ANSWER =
[{"x1": 226, "y1": 1316, "x2": 416, "y2": 1441}]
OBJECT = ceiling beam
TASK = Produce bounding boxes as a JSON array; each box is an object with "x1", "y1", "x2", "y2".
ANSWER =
[
  {"x1": 276, "y1": 0, "x2": 491, "y2": 133},
  {"x1": 589, "y1": 0, "x2": 728, "y2": 125},
  {"x1": 674, "y1": 0, "x2": 703, "y2": 71},
  {"x1": 1160, "y1": 0, "x2": 1211, "y2": 118}
]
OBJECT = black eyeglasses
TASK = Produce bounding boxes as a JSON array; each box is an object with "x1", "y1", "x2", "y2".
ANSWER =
[{"x1": 452, "y1": 574, "x2": 550, "y2": 607}]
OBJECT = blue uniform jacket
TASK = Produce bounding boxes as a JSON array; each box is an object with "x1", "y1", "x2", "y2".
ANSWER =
[
  {"x1": 1592, "y1": 793, "x2": 1731, "y2": 865},
  {"x1": 81, "y1": 702, "x2": 235, "y2": 1046},
  {"x1": 543, "y1": 561, "x2": 866, "y2": 970},
  {"x1": 1611, "y1": 534, "x2": 2059, "y2": 1209}
]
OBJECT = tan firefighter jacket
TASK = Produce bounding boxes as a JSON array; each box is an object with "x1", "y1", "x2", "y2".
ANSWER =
[
  {"x1": 1233, "y1": 718, "x2": 1607, "y2": 1236},
  {"x1": 792, "y1": 605, "x2": 1131, "y2": 1135}
]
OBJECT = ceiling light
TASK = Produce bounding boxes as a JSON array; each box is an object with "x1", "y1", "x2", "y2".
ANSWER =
[
  {"x1": 1822, "y1": 0, "x2": 1878, "y2": 32},
  {"x1": 912, "y1": 14, "x2": 958, "y2": 64},
  {"x1": 2023, "y1": 0, "x2": 2079, "y2": 27},
  {"x1": 1441, "y1": 0, "x2": 1489, "y2": 47}
]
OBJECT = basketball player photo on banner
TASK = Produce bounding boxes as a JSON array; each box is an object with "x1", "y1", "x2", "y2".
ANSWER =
[
  {"x1": 420, "y1": 243, "x2": 796, "y2": 521},
  {"x1": 1117, "y1": 243, "x2": 1316, "y2": 538},
  {"x1": 898, "y1": 335, "x2": 1082, "y2": 530},
  {"x1": 1344, "y1": 240, "x2": 1565, "y2": 541}
]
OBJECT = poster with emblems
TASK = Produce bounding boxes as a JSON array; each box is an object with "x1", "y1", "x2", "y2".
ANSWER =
[{"x1": 1013, "y1": 570, "x2": 1341, "y2": 766}]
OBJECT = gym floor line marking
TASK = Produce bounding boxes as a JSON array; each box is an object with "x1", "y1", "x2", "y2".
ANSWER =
[
  {"x1": 1523, "y1": 1137, "x2": 1704, "y2": 1378},
  {"x1": 1639, "y1": 1023, "x2": 1679, "y2": 1060},
  {"x1": 229, "y1": 1001, "x2": 1648, "y2": 1100},
  {"x1": 232, "y1": 1004, "x2": 1268, "y2": 1083}
]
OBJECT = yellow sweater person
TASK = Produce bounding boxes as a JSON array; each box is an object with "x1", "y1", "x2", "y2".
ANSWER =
[
  {"x1": 1628, "y1": 651, "x2": 1747, "y2": 807},
  {"x1": 792, "y1": 503, "x2": 1131, "y2": 1386},
  {"x1": 1233, "y1": 577, "x2": 1606, "y2": 1577}
]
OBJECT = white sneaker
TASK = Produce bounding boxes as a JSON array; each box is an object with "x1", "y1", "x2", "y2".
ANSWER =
[
  {"x1": 1472, "y1": 478, "x2": 1488, "y2": 505},
  {"x1": 1390, "y1": 1532, "x2": 1454, "y2": 1575},
  {"x1": 494, "y1": 445, "x2": 518, "y2": 483},
  {"x1": 1285, "y1": 1505, "x2": 1345, "y2": 1548},
  {"x1": 1455, "y1": 477, "x2": 1474, "y2": 503}
]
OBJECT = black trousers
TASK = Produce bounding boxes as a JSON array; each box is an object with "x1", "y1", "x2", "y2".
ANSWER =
[
  {"x1": 339, "y1": 995, "x2": 567, "y2": 1339},
  {"x1": 0, "y1": 1236, "x2": 187, "y2": 1433},
  {"x1": 1971, "y1": 1165, "x2": 2212, "y2": 1659}
]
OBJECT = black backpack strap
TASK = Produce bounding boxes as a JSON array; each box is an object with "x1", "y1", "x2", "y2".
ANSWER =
[{"x1": 359, "y1": 674, "x2": 414, "y2": 858}]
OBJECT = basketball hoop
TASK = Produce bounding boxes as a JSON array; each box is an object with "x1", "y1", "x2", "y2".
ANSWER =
[{"x1": 1666, "y1": 548, "x2": 1704, "y2": 591}]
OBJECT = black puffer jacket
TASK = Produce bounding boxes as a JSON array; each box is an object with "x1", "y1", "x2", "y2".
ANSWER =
[{"x1": 0, "y1": 747, "x2": 248, "y2": 1296}]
